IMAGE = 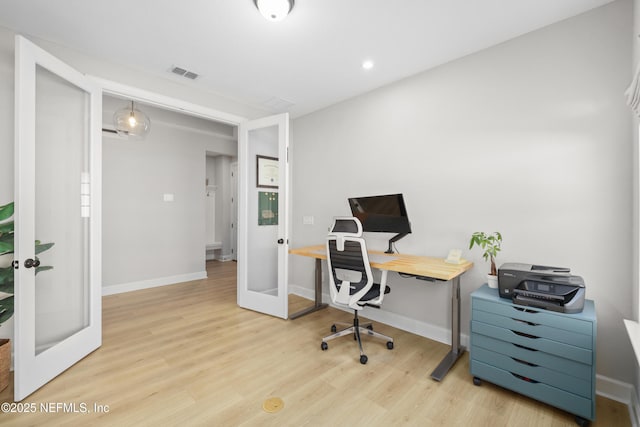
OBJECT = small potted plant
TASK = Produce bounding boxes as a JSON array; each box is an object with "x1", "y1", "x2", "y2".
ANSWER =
[{"x1": 469, "y1": 231, "x2": 502, "y2": 288}]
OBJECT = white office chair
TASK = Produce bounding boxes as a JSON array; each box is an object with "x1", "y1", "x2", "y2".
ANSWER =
[{"x1": 320, "y1": 217, "x2": 394, "y2": 364}]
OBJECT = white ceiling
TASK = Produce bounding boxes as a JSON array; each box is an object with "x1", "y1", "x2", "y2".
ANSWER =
[{"x1": 0, "y1": 0, "x2": 616, "y2": 118}]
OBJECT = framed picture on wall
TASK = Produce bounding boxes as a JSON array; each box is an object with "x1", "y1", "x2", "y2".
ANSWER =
[
  {"x1": 257, "y1": 155, "x2": 279, "y2": 188},
  {"x1": 258, "y1": 192, "x2": 278, "y2": 225}
]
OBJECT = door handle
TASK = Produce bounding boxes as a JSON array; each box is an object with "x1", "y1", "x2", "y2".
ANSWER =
[
  {"x1": 24, "y1": 258, "x2": 40, "y2": 269},
  {"x1": 277, "y1": 239, "x2": 284, "y2": 244}
]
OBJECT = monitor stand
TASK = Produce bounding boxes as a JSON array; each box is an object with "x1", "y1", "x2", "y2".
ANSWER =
[{"x1": 386, "y1": 233, "x2": 409, "y2": 254}]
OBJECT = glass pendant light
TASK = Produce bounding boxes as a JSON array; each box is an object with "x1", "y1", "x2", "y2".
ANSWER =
[
  {"x1": 254, "y1": 0, "x2": 294, "y2": 22},
  {"x1": 113, "y1": 101, "x2": 151, "y2": 140}
]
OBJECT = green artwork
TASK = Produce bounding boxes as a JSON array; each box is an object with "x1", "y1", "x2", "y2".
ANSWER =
[{"x1": 258, "y1": 192, "x2": 278, "y2": 226}]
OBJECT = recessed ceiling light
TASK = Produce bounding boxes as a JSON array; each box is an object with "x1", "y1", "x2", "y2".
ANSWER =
[{"x1": 362, "y1": 60, "x2": 374, "y2": 70}]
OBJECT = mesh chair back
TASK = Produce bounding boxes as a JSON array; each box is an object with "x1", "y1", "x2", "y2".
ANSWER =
[{"x1": 326, "y1": 217, "x2": 374, "y2": 309}]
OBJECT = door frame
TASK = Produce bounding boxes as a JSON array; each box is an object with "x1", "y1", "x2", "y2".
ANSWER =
[
  {"x1": 96, "y1": 81, "x2": 293, "y2": 317},
  {"x1": 93, "y1": 78, "x2": 246, "y2": 127}
]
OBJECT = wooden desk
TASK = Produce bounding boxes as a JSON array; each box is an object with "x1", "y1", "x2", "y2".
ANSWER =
[{"x1": 289, "y1": 244, "x2": 473, "y2": 381}]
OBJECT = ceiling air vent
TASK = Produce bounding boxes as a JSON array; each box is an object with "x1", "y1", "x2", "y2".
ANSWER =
[{"x1": 170, "y1": 66, "x2": 200, "y2": 80}]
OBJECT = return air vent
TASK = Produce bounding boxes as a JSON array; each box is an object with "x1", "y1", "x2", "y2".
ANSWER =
[{"x1": 170, "y1": 65, "x2": 200, "y2": 80}]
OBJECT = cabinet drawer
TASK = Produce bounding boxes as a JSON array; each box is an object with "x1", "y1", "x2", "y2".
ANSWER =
[
  {"x1": 471, "y1": 359, "x2": 593, "y2": 420},
  {"x1": 473, "y1": 298, "x2": 592, "y2": 335},
  {"x1": 471, "y1": 334, "x2": 592, "y2": 380},
  {"x1": 473, "y1": 309, "x2": 592, "y2": 349},
  {"x1": 472, "y1": 321, "x2": 592, "y2": 365},
  {"x1": 472, "y1": 346, "x2": 591, "y2": 398}
]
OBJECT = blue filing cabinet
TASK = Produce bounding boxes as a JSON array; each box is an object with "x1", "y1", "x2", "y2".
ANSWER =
[{"x1": 470, "y1": 285, "x2": 596, "y2": 425}]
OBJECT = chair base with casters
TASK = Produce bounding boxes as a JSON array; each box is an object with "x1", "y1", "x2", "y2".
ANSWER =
[{"x1": 320, "y1": 310, "x2": 394, "y2": 365}]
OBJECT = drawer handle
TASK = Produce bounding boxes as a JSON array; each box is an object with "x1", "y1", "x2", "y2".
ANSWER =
[
  {"x1": 513, "y1": 307, "x2": 539, "y2": 314},
  {"x1": 512, "y1": 318, "x2": 539, "y2": 327},
  {"x1": 511, "y1": 372, "x2": 539, "y2": 383},
  {"x1": 511, "y1": 357, "x2": 538, "y2": 367},
  {"x1": 512, "y1": 330, "x2": 540, "y2": 339},
  {"x1": 513, "y1": 343, "x2": 538, "y2": 352}
]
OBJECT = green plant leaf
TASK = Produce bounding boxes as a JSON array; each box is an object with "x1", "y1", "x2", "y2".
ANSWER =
[
  {"x1": 0, "y1": 267, "x2": 13, "y2": 290},
  {"x1": 35, "y1": 242, "x2": 54, "y2": 255},
  {"x1": 0, "y1": 296, "x2": 14, "y2": 325},
  {"x1": 0, "y1": 235, "x2": 13, "y2": 254},
  {"x1": 0, "y1": 220, "x2": 13, "y2": 233},
  {"x1": 0, "y1": 202, "x2": 14, "y2": 222},
  {"x1": 469, "y1": 231, "x2": 502, "y2": 266}
]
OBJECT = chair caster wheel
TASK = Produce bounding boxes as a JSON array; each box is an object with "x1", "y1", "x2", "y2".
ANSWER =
[
  {"x1": 386, "y1": 341, "x2": 394, "y2": 350},
  {"x1": 360, "y1": 355, "x2": 368, "y2": 364},
  {"x1": 321, "y1": 342, "x2": 328, "y2": 351},
  {"x1": 331, "y1": 325, "x2": 337, "y2": 333},
  {"x1": 473, "y1": 377, "x2": 482, "y2": 386}
]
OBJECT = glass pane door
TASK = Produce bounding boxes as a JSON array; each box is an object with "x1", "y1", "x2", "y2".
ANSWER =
[
  {"x1": 33, "y1": 64, "x2": 90, "y2": 354},
  {"x1": 237, "y1": 114, "x2": 289, "y2": 319},
  {"x1": 247, "y1": 126, "x2": 279, "y2": 297},
  {"x1": 14, "y1": 35, "x2": 101, "y2": 401}
]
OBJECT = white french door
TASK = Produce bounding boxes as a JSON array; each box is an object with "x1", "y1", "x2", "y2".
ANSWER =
[
  {"x1": 237, "y1": 114, "x2": 289, "y2": 319},
  {"x1": 14, "y1": 36, "x2": 102, "y2": 401}
]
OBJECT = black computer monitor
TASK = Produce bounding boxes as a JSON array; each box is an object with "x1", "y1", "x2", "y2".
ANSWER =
[{"x1": 348, "y1": 193, "x2": 411, "y2": 253}]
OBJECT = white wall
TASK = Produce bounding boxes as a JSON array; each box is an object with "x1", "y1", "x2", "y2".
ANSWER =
[
  {"x1": 101, "y1": 97, "x2": 237, "y2": 292},
  {"x1": 291, "y1": 0, "x2": 633, "y2": 384}
]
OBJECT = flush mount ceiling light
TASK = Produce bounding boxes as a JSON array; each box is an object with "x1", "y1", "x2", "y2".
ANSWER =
[
  {"x1": 113, "y1": 101, "x2": 151, "y2": 140},
  {"x1": 254, "y1": 0, "x2": 294, "y2": 22}
]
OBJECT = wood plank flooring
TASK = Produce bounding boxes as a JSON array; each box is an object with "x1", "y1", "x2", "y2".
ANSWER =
[{"x1": 0, "y1": 261, "x2": 632, "y2": 426}]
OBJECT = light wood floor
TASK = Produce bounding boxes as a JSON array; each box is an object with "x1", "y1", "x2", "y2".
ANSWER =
[{"x1": 0, "y1": 261, "x2": 631, "y2": 426}]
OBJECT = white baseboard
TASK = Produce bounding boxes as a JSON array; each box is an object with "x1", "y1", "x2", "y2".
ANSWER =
[
  {"x1": 287, "y1": 284, "x2": 469, "y2": 348},
  {"x1": 102, "y1": 271, "x2": 207, "y2": 296},
  {"x1": 288, "y1": 284, "x2": 634, "y2": 410},
  {"x1": 596, "y1": 374, "x2": 639, "y2": 426}
]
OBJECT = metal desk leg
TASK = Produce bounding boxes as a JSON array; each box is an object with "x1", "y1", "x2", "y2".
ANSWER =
[
  {"x1": 289, "y1": 258, "x2": 328, "y2": 319},
  {"x1": 430, "y1": 275, "x2": 466, "y2": 381}
]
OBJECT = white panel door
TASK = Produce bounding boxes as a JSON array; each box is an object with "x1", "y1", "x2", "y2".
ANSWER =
[
  {"x1": 237, "y1": 114, "x2": 289, "y2": 319},
  {"x1": 14, "y1": 36, "x2": 102, "y2": 401}
]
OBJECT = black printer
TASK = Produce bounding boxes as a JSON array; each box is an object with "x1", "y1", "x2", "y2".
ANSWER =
[{"x1": 497, "y1": 263, "x2": 586, "y2": 314}]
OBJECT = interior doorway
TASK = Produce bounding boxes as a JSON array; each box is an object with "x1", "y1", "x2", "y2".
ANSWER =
[
  {"x1": 101, "y1": 93, "x2": 239, "y2": 293},
  {"x1": 205, "y1": 153, "x2": 237, "y2": 262}
]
